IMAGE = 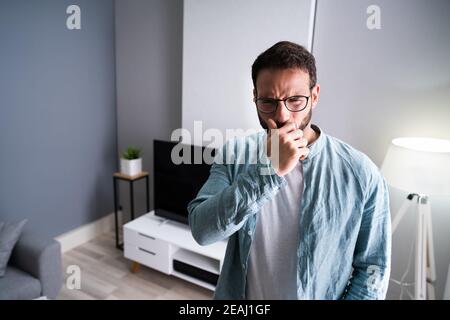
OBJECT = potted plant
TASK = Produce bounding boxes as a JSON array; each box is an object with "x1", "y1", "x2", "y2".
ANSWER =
[{"x1": 120, "y1": 146, "x2": 142, "y2": 176}]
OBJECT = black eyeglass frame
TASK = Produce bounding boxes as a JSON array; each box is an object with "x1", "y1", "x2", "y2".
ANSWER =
[{"x1": 253, "y1": 88, "x2": 314, "y2": 114}]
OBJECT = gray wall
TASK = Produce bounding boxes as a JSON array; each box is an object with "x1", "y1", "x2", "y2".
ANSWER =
[
  {"x1": 313, "y1": 0, "x2": 450, "y2": 299},
  {"x1": 0, "y1": 0, "x2": 117, "y2": 237},
  {"x1": 115, "y1": 0, "x2": 183, "y2": 221}
]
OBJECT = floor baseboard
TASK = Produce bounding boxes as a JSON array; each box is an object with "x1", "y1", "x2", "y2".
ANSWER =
[{"x1": 55, "y1": 212, "x2": 118, "y2": 253}]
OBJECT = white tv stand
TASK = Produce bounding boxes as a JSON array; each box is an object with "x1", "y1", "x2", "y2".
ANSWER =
[{"x1": 123, "y1": 211, "x2": 227, "y2": 291}]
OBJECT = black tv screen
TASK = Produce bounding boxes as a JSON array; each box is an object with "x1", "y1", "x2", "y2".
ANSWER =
[{"x1": 153, "y1": 140, "x2": 215, "y2": 224}]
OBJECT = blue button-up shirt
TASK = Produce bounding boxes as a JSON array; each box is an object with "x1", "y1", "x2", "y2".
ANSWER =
[{"x1": 188, "y1": 125, "x2": 391, "y2": 299}]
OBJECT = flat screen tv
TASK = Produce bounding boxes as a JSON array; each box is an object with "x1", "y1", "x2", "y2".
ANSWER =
[{"x1": 153, "y1": 140, "x2": 215, "y2": 225}]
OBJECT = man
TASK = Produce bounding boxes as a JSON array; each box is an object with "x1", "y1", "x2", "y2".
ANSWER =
[{"x1": 187, "y1": 41, "x2": 391, "y2": 300}]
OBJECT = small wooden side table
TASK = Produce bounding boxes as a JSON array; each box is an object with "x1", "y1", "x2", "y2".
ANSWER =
[{"x1": 113, "y1": 171, "x2": 150, "y2": 250}]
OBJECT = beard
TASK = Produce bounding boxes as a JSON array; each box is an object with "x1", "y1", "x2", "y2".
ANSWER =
[{"x1": 258, "y1": 107, "x2": 313, "y2": 131}]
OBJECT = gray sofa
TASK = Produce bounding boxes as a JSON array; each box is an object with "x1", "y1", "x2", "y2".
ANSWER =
[{"x1": 0, "y1": 232, "x2": 62, "y2": 300}]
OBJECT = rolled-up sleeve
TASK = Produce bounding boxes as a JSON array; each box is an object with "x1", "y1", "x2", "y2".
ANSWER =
[
  {"x1": 188, "y1": 141, "x2": 285, "y2": 246},
  {"x1": 342, "y1": 172, "x2": 392, "y2": 300}
]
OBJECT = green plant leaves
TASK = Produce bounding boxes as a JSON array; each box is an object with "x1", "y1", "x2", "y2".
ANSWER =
[{"x1": 121, "y1": 146, "x2": 141, "y2": 160}]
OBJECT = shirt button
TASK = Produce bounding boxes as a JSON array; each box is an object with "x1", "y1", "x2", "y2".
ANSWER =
[
  {"x1": 242, "y1": 263, "x2": 246, "y2": 269},
  {"x1": 248, "y1": 230, "x2": 252, "y2": 236}
]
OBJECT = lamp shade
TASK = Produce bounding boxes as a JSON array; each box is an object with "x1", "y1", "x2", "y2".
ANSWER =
[{"x1": 381, "y1": 137, "x2": 450, "y2": 196}]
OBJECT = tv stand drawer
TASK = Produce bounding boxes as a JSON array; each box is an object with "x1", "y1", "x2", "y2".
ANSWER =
[
  {"x1": 124, "y1": 244, "x2": 170, "y2": 274},
  {"x1": 124, "y1": 228, "x2": 170, "y2": 256}
]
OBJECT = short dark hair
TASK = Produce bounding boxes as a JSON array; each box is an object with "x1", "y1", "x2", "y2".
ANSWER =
[{"x1": 251, "y1": 41, "x2": 317, "y2": 89}]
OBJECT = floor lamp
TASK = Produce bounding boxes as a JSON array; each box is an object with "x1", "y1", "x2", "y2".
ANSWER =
[{"x1": 381, "y1": 137, "x2": 450, "y2": 300}]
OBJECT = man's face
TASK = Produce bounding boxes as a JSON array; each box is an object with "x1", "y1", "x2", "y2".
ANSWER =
[{"x1": 253, "y1": 68, "x2": 320, "y2": 130}]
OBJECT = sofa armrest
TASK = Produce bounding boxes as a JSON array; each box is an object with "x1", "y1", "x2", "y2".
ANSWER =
[{"x1": 9, "y1": 233, "x2": 62, "y2": 299}]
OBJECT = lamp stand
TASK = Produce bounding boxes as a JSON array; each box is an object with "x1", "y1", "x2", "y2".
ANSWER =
[{"x1": 392, "y1": 193, "x2": 436, "y2": 300}]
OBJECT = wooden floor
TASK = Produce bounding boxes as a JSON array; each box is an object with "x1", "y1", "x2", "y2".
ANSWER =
[{"x1": 56, "y1": 231, "x2": 213, "y2": 300}]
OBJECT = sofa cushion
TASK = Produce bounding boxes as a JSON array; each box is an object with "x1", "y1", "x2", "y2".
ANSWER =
[
  {"x1": 0, "y1": 219, "x2": 27, "y2": 277},
  {"x1": 0, "y1": 266, "x2": 41, "y2": 300},
  {"x1": 10, "y1": 233, "x2": 62, "y2": 299}
]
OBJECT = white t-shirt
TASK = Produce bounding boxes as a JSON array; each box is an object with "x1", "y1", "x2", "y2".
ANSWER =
[{"x1": 246, "y1": 162, "x2": 304, "y2": 300}]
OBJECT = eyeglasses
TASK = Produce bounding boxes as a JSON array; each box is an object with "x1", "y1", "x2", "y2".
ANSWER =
[{"x1": 254, "y1": 95, "x2": 310, "y2": 113}]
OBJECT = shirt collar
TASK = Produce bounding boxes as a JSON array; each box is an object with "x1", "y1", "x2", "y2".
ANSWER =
[{"x1": 304, "y1": 124, "x2": 325, "y2": 160}]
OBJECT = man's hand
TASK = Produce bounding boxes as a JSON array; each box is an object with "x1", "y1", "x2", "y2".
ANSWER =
[{"x1": 265, "y1": 118, "x2": 309, "y2": 177}]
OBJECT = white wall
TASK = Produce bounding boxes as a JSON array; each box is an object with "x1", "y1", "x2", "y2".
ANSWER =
[
  {"x1": 182, "y1": 0, "x2": 314, "y2": 146},
  {"x1": 313, "y1": 0, "x2": 450, "y2": 299}
]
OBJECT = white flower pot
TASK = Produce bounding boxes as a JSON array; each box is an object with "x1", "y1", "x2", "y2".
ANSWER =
[{"x1": 120, "y1": 158, "x2": 142, "y2": 177}]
